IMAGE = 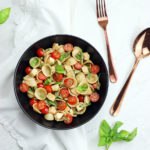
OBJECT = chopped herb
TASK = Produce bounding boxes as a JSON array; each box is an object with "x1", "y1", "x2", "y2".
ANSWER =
[
  {"x1": 55, "y1": 65, "x2": 65, "y2": 74},
  {"x1": 45, "y1": 99, "x2": 57, "y2": 107},
  {"x1": 80, "y1": 103, "x2": 91, "y2": 108},
  {"x1": 63, "y1": 116, "x2": 69, "y2": 121},
  {"x1": 74, "y1": 70, "x2": 81, "y2": 74},
  {"x1": 28, "y1": 87, "x2": 35, "y2": 93},
  {"x1": 54, "y1": 81, "x2": 62, "y2": 85},
  {"x1": 87, "y1": 73, "x2": 91, "y2": 79},
  {"x1": 98, "y1": 120, "x2": 137, "y2": 150},
  {"x1": 55, "y1": 91, "x2": 59, "y2": 97},
  {"x1": 40, "y1": 61, "x2": 44, "y2": 67},
  {"x1": 44, "y1": 78, "x2": 51, "y2": 85},
  {"x1": 77, "y1": 84, "x2": 88, "y2": 92},
  {"x1": 30, "y1": 58, "x2": 40, "y2": 68},
  {"x1": 97, "y1": 81, "x2": 101, "y2": 90},
  {"x1": 76, "y1": 50, "x2": 83, "y2": 64},
  {"x1": 59, "y1": 52, "x2": 70, "y2": 62}
]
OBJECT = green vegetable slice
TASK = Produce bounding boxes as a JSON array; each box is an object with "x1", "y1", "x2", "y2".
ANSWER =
[
  {"x1": 45, "y1": 99, "x2": 57, "y2": 107},
  {"x1": 55, "y1": 65, "x2": 65, "y2": 74},
  {"x1": 0, "y1": 8, "x2": 11, "y2": 24}
]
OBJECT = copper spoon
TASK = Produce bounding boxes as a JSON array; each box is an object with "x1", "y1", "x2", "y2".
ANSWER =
[{"x1": 110, "y1": 28, "x2": 150, "y2": 116}]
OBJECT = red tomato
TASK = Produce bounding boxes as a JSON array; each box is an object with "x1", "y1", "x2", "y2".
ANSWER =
[
  {"x1": 78, "y1": 95, "x2": 84, "y2": 102},
  {"x1": 53, "y1": 73, "x2": 63, "y2": 82},
  {"x1": 41, "y1": 106, "x2": 49, "y2": 114},
  {"x1": 92, "y1": 83, "x2": 98, "y2": 89},
  {"x1": 37, "y1": 48, "x2": 44, "y2": 57},
  {"x1": 37, "y1": 100, "x2": 47, "y2": 110},
  {"x1": 30, "y1": 99, "x2": 38, "y2": 106},
  {"x1": 68, "y1": 96, "x2": 77, "y2": 105},
  {"x1": 59, "y1": 88, "x2": 69, "y2": 98},
  {"x1": 64, "y1": 78, "x2": 74, "y2": 88},
  {"x1": 57, "y1": 101, "x2": 67, "y2": 111},
  {"x1": 25, "y1": 67, "x2": 31, "y2": 74},
  {"x1": 19, "y1": 83, "x2": 29, "y2": 93},
  {"x1": 64, "y1": 43, "x2": 73, "y2": 52},
  {"x1": 37, "y1": 71, "x2": 47, "y2": 80},
  {"x1": 74, "y1": 62, "x2": 82, "y2": 70},
  {"x1": 51, "y1": 50, "x2": 61, "y2": 59},
  {"x1": 44, "y1": 85, "x2": 52, "y2": 93},
  {"x1": 91, "y1": 65, "x2": 100, "y2": 74},
  {"x1": 90, "y1": 93, "x2": 100, "y2": 102},
  {"x1": 64, "y1": 114, "x2": 73, "y2": 124},
  {"x1": 37, "y1": 83, "x2": 44, "y2": 88}
]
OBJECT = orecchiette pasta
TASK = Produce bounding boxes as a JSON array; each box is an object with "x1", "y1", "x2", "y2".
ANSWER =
[{"x1": 19, "y1": 43, "x2": 101, "y2": 124}]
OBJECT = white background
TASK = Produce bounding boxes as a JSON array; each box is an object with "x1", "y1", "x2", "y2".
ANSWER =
[{"x1": 0, "y1": 0, "x2": 150, "y2": 150}]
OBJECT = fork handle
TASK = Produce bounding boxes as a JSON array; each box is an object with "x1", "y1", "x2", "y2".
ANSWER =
[{"x1": 104, "y1": 29, "x2": 118, "y2": 83}]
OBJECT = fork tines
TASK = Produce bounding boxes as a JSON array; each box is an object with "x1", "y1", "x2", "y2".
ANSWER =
[{"x1": 96, "y1": 0, "x2": 107, "y2": 18}]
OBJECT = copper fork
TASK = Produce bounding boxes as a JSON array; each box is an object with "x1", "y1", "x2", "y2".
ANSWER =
[{"x1": 96, "y1": 0, "x2": 117, "y2": 83}]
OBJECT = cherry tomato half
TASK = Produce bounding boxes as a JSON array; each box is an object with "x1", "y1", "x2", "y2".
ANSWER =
[
  {"x1": 37, "y1": 71, "x2": 47, "y2": 80},
  {"x1": 78, "y1": 95, "x2": 84, "y2": 102},
  {"x1": 64, "y1": 114, "x2": 73, "y2": 124},
  {"x1": 64, "y1": 43, "x2": 73, "y2": 52},
  {"x1": 64, "y1": 78, "x2": 74, "y2": 88},
  {"x1": 25, "y1": 67, "x2": 31, "y2": 74},
  {"x1": 92, "y1": 83, "x2": 98, "y2": 89},
  {"x1": 41, "y1": 106, "x2": 49, "y2": 114},
  {"x1": 30, "y1": 99, "x2": 38, "y2": 106},
  {"x1": 51, "y1": 50, "x2": 61, "y2": 60},
  {"x1": 59, "y1": 88, "x2": 69, "y2": 99},
  {"x1": 74, "y1": 62, "x2": 82, "y2": 70},
  {"x1": 44, "y1": 85, "x2": 52, "y2": 93},
  {"x1": 91, "y1": 65, "x2": 100, "y2": 74},
  {"x1": 57, "y1": 101, "x2": 67, "y2": 111},
  {"x1": 68, "y1": 96, "x2": 77, "y2": 105},
  {"x1": 53, "y1": 72, "x2": 63, "y2": 82},
  {"x1": 37, "y1": 48, "x2": 44, "y2": 57},
  {"x1": 19, "y1": 83, "x2": 29, "y2": 93},
  {"x1": 90, "y1": 93, "x2": 100, "y2": 102},
  {"x1": 37, "y1": 83, "x2": 44, "y2": 88},
  {"x1": 37, "y1": 100, "x2": 47, "y2": 110}
]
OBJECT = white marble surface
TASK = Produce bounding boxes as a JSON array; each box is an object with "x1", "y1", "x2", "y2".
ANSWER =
[{"x1": 0, "y1": 0, "x2": 150, "y2": 150}]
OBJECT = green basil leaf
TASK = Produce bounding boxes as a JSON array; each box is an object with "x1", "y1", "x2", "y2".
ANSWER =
[
  {"x1": 98, "y1": 136, "x2": 107, "y2": 146},
  {"x1": 87, "y1": 73, "x2": 91, "y2": 79},
  {"x1": 28, "y1": 87, "x2": 35, "y2": 93},
  {"x1": 125, "y1": 128, "x2": 137, "y2": 142},
  {"x1": 111, "y1": 121, "x2": 123, "y2": 136},
  {"x1": 0, "y1": 8, "x2": 11, "y2": 24},
  {"x1": 99, "y1": 120, "x2": 111, "y2": 137},
  {"x1": 54, "y1": 81, "x2": 62, "y2": 85},
  {"x1": 55, "y1": 65, "x2": 65, "y2": 74},
  {"x1": 74, "y1": 70, "x2": 81, "y2": 74},
  {"x1": 30, "y1": 58, "x2": 40, "y2": 68},
  {"x1": 45, "y1": 99, "x2": 57, "y2": 107},
  {"x1": 44, "y1": 78, "x2": 51, "y2": 85},
  {"x1": 59, "y1": 52, "x2": 70, "y2": 61},
  {"x1": 77, "y1": 85, "x2": 88, "y2": 92},
  {"x1": 80, "y1": 103, "x2": 91, "y2": 108}
]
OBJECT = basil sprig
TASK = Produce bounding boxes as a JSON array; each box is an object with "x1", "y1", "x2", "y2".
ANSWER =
[
  {"x1": 55, "y1": 65, "x2": 65, "y2": 74},
  {"x1": 98, "y1": 120, "x2": 137, "y2": 150},
  {"x1": 0, "y1": 8, "x2": 11, "y2": 24}
]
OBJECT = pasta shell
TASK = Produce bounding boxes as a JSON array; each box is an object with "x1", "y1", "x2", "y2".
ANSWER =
[
  {"x1": 83, "y1": 52, "x2": 90, "y2": 60},
  {"x1": 52, "y1": 43, "x2": 60, "y2": 50},
  {"x1": 54, "y1": 112, "x2": 64, "y2": 121},
  {"x1": 33, "y1": 104, "x2": 41, "y2": 114},
  {"x1": 44, "y1": 113, "x2": 54, "y2": 121},
  {"x1": 29, "y1": 69, "x2": 40, "y2": 77},
  {"x1": 27, "y1": 91, "x2": 35, "y2": 98},
  {"x1": 84, "y1": 60, "x2": 93, "y2": 66},
  {"x1": 76, "y1": 72, "x2": 86, "y2": 83},
  {"x1": 35, "y1": 88, "x2": 47, "y2": 100},
  {"x1": 76, "y1": 102, "x2": 86, "y2": 115},
  {"x1": 65, "y1": 57, "x2": 77, "y2": 66},
  {"x1": 64, "y1": 65, "x2": 75, "y2": 78},
  {"x1": 84, "y1": 95, "x2": 90, "y2": 104},
  {"x1": 86, "y1": 73, "x2": 98, "y2": 84},
  {"x1": 72, "y1": 46, "x2": 82, "y2": 61},
  {"x1": 49, "y1": 106, "x2": 57, "y2": 114},
  {"x1": 82, "y1": 65, "x2": 89, "y2": 74},
  {"x1": 58, "y1": 45, "x2": 65, "y2": 54},
  {"x1": 47, "y1": 57, "x2": 55, "y2": 65},
  {"x1": 29, "y1": 57, "x2": 41, "y2": 68},
  {"x1": 42, "y1": 64, "x2": 51, "y2": 77},
  {"x1": 69, "y1": 88, "x2": 79, "y2": 96},
  {"x1": 47, "y1": 93, "x2": 56, "y2": 101},
  {"x1": 23, "y1": 75, "x2": 37, "y2": 87}
]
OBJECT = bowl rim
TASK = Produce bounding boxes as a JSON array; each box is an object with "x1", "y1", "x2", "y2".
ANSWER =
[{"x1": 13, "y1": 34, "x2": 109, "y2": 130}]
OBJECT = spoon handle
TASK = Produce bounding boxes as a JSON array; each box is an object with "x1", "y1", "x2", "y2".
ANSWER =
[
  {"x1": 104, "y1": 29, "x2": 118, "y2": 83},
  {"x1": 110, "y1": 59, "x2": 139, "y2": 116}
]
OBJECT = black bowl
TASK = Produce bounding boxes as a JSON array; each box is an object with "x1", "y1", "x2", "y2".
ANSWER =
[{"x1": 14, "y1": 35, "x2": 109, "y2": 130}]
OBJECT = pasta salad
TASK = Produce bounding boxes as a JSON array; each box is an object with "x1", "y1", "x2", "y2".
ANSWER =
[{"x1": 19, "y1": 43, "x2": 101, "y2": 124}]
